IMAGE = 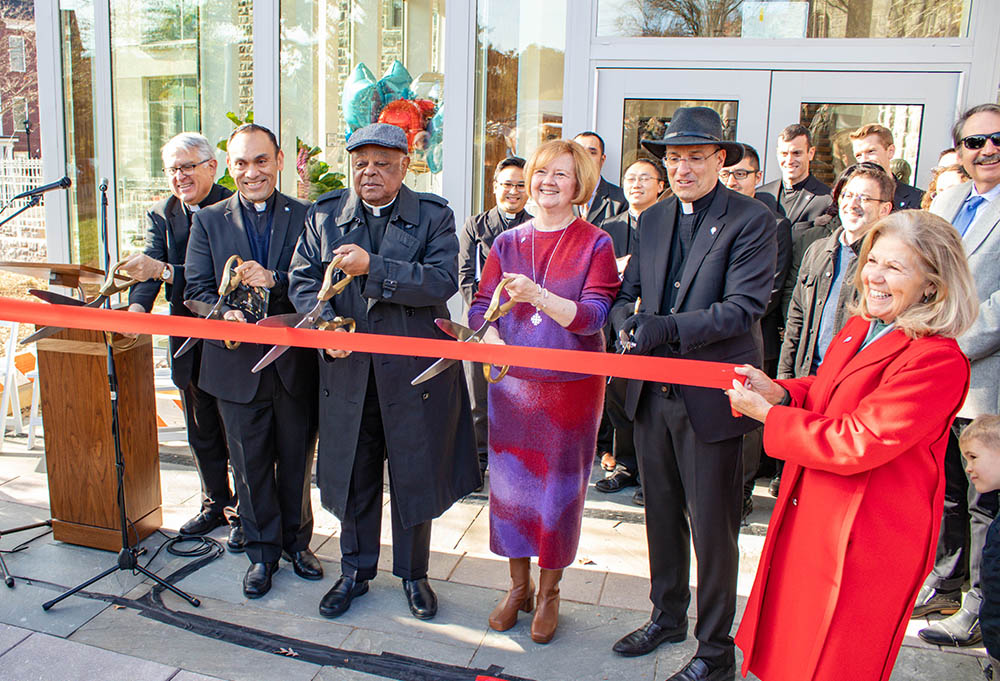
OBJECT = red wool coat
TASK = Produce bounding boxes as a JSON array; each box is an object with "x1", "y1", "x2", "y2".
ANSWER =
[{"x1": 736, "y1": 316, "x2": 970, "y2": 681}]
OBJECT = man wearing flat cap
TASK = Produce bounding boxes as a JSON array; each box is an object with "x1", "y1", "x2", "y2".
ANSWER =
[
  {"x1": 609, "y1": 107, "x2": 776, "y2": 681},
  {"x1": 289, "y1": 123, "x2": 478, "y2": 621}
]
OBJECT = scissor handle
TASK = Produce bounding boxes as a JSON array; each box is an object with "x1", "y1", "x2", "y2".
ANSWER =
[
  {"x1": 484, "y1": 277, "x2": 516, "y2": 323},
  {"x1": 318, "y1": 255, "x2": 354, "y2": 301},
  {"x1": 219, "y1": 254, "x2": 244, "y2": 296},
  {"x1": 98, "y1": 258, "x2": 139, "y2": 296},
  {"x1": 317, "y1": 316, "x2": 356, "y2": 333},
  {"x1": 224, "y1": 339, "x2": 241, "y2": 350},
  {"x1": 103, "y1": 330, "x2": 140, "y2": 351},
  {"x1": 483, "y1": 363, "x2": 509, "y2": 383}
]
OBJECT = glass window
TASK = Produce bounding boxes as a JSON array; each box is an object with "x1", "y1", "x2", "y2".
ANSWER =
[
  {"x1": 597, "y1": 0, "x2": 972, "y2": 39},
  {"x1": 8, "y1": 35, "x2": 26, "y2": 72},
  {"x1": 799, "y1": 102, "x2": 923, "y2": 187},
  {"x1": 279, "y1": 0, "x2": 446, "y2": 202},
  {"x1": 110, "y1": 1, "x2": 253, "y2": 254},
  {"x1": 621, "y1": 98, "x2": 737, "y2": 178},
  {"x1": 471, "y1": 0, "x2": 566, "y2": 214},
  {"x1": 0, "y1": 5, "x2": 43, "y2": 262}
]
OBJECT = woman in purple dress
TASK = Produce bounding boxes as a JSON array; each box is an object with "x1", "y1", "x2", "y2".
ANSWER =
[{"x1": 468, "y1": 139, "x2": 620, "y2": 644}]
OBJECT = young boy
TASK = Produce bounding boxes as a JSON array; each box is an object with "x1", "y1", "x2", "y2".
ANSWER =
[{"x1": 961, "y1": 414, "x2": 1000, "y2": 679}]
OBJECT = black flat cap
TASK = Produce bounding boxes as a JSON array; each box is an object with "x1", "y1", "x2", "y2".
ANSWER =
[{"x1": 346, "y1": 123, "x2": 409, "y2": 153}]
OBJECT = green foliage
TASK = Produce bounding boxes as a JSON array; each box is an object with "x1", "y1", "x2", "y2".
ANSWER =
[
  {"x1": 296, "y1": 136, "x2": 345, "y2": 200},
  {"x1": 216, "y1": 111, "x2": 253, "y2": 190}
]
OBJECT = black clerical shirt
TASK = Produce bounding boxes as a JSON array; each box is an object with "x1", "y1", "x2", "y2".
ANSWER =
[
  {"x1": 661, "y1": 183, "x2": 719, "y2": 315},
  {"x1": 777, "y1": 175, "x2": 812, "y2": 216},
  {"x1": 239, "y1": 193, "x2": 276, "y2": 265}
]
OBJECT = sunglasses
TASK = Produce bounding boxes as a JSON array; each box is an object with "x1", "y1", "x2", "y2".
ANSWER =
[{"x1": 960, "y1": 132, "x2": 1000, "y2": 150}]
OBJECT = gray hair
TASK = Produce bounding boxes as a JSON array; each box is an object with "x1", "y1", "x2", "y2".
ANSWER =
[{"x1": 161, "y1": 132, "x2": 214, "y2": 163}]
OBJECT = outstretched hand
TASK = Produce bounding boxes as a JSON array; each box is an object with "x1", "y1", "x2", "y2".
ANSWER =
[{"x1": 725, "y1": 365, "x2": 787, "y2": 423}]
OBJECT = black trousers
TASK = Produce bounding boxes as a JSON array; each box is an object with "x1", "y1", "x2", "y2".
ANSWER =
[
  {"x1": 606, "y1": 376, "x2": 637, "y2": 477},
  {"x1": 634, "y1": 388, "x2": 741, "y2": 667},
  {"x1": 926, "y1": 417, "x2": 999, "y2": 610},
  {"x1": 741, "y1": 357, "x2": 777, "y2": 495},
  {"x1": 340, "y1": 369, "x2": 432, "y2": 581},
  {"x1": 180, "y1": 347, "x2": 235, "y2": 518},
  {"x1": 215, "y1": 367, "x2": 317, "y2": 564},
  {"x1": 463, "y1": 359, "x2": 489, "y2": 473}
]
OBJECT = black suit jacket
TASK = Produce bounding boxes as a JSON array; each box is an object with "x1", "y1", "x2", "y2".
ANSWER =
[
  {"x1": 184, "y1": 190, "x2": 317, "y2": 404},
  {"x1": 601, "y1": 210, "x2": 635, "y2": 259},
  {"x1": 757, "y1": 198, "x2": 793, "y2": 360},
  {"x1": 757, "y1": 174, "x2": 832, "y2": 239},
  {"x1": 458, "y1": 206, "x2": 529, "y2": 306},
  {"x1": 611, "y1": 184, "x2": 776, "y2": 442},
  {"x1": 586, "y1": 177, "x2": 627, "y2": 229},
  {"x1": 893, "y1": 181, "x2": 924, "y2": 211},
  {"x1": 129, "y1": 183, "x2": 232, "y2": 388}
]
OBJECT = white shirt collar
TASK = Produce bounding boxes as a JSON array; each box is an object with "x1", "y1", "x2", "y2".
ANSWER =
[
  {"x1": 970, "y1": 182, "x2": 1000, "y2": 203},
  {"x1": 362, "y1": 196, "x2": 397, "y2": 217}
]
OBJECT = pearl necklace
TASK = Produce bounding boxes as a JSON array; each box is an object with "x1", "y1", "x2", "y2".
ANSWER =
[{"x1": 529, "y1": 217, "x2": 572, "y2": 326}]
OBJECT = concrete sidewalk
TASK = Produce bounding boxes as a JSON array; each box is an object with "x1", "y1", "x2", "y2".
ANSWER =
[{"x1": 0, "y1": 433, "x2": 989, "y2": 681}]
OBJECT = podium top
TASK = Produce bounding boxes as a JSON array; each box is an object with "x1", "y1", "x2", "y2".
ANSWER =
[{"x1": 0, "y1": 261, "x2": 108, "y2": 288}]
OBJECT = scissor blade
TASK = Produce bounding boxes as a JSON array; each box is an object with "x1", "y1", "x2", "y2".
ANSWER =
[
  {"x1": 184, "y1": 299, "x2": 221, "y2": 319},
  {"x1": 251, "y1": 343, "x2": 289, "y2": 373},
  {"x1": 252, "y1": 304, "x2": 323, "y2": 373},
  {"x1": 256, "y1": 312, "x2": 306, "y2": 328},
  {"x1": 20, "y1": 324, "x2": 67, "y2": 345},
  {"x1": 410, "y1": 357, "x2": 458, "y2": 386},
  {"x1": 435, "y1": 318, "x2": 478, "y2": 342},
  {"x1": 173, "y1": 335, "x2": 199, "y2": 359},
  {"x1": 29, "y1": 289, "x2": 87, "y2": 307}
]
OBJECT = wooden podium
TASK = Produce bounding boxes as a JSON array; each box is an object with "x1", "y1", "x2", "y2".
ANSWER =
[{"x1": 36, "y1": 327, "x2": 162, "y2": 551}]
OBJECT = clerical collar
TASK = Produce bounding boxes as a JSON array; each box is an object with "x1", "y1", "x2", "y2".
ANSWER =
[
  {"x1": 679, "y1": 184, "x2": 718, "y2": 215},
  {"x1": 362, "y1": 196, "x2": 397, "y2": 217},
  {"x1": 783, "y1": 175, "x2": 811, "y2": 192},
  {"x1": 501, "y1": 211, "x2": 517, "y2": 220},
  {"x1": 239, "y1": 192, "x2": 275, "y2": 214}
]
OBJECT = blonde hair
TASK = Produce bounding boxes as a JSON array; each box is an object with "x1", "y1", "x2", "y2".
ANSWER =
[
  {"x1": 525, "y1": 139, "x2": 599, "y2": 206},
  {"x1": 850, "y1": 211, "x2": 977, "y2": 339},
  {"x1": 960, "y1": 414, "x2": 1000, "y2": 453},
  {"x1": 850, "y1": 124, "x2": 894, "y2": 148}
]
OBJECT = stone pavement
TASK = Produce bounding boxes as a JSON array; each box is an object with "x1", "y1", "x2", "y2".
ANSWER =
[{"x1": 0, "y1": 433, "x2": 989, "y2": 681}]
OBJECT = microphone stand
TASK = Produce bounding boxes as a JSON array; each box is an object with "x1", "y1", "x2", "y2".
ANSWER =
[
  {"x1": 0, "y1": 194, "x2": 41, "y2": 230},
  {"x1": 42, "y1": 179, "x2": 200, "y2": 610}
]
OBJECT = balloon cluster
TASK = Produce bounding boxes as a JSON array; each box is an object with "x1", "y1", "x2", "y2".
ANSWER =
[{"x1": 343, "y1": 60, "x2": 444, "y2": 174}]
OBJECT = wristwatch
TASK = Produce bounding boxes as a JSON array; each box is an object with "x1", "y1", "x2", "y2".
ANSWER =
[{"x1": 160, "y1": 263, "x2": 173, "y2": 282}]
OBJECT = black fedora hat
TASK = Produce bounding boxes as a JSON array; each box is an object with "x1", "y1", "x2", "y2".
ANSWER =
[{"x1": 641, "y1": 106, "x2": 744, "y2": 167}]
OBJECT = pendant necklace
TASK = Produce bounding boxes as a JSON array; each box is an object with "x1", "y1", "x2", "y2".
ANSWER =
[{"x1": 530, "y1": 218, "x2": 572, "y2": 326}]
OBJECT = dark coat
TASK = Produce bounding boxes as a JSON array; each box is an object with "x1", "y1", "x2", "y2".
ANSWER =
[
  {"x1": 184, "y1": 191, "x2": 317, "y2": 404},
  {"x1": 586, "y1": 177, "x2": 627, "y2": 229},
  {"x1": 129, "y1": 183, "x2": 231, "y2": 388},
  {"x1": 458, "y1": 206, "x2": 529, "y2": 306},
  {"x1": 601, "y1": 210, "x2": 636, "y2": 259},
  {"x1": 893, "y1": 181, "x2": 924, "y2": 211},
  {"x1": 758, "y1": 199, "x2": 793, "y2": 362},
  {"x1": 288, "y1": 184, "x2": 479, "y2": 528},
  {"x1": 757, "y1": 174, "x2": 832, "y2": 240},
  {"x1": 610, "y1": 184, "x2": 776, "y2": 442}
]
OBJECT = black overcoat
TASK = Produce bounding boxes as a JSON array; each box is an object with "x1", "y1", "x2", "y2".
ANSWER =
[{"x1": 288, "y1": 184, "x2": 479, "y2": 528}]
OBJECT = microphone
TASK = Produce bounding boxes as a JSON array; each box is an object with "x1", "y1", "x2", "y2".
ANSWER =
[
  {"x1": 99, "y1": 177, "x2": 109, "y2": 192},
  {"x1": 11, "y1": 176, "x2": 71, "y2": 200}
]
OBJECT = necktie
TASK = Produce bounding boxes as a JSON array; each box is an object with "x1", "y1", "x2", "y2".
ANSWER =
[{"x1": 953, "y1": 195, "x2": 986, "y2": 236}]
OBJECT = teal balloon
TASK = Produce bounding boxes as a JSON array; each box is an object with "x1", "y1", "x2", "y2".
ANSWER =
[
  {"x1": 377, "y1": 60, "x2": 413, "y2": 105},
  {"x1": 426, "y1": 106, "x2": 444, "y2": 174},
  {"x1": 343, "y1": 63, "x2": 381, "y2": 132}
]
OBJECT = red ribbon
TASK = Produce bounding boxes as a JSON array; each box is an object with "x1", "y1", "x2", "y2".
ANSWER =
[{"x1": 0, "y1": 296, "x2": 740, "y2": 390}]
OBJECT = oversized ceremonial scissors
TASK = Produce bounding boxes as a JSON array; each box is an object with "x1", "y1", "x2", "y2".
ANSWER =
[
  {"x1": 410, "y1": 277, "x2": 515, "y2": 386},
  {"x1": 22, "y1": 259, "x2": 139, "y2": 347},
  {"x1": 174, "y1": 254, "x2": 244, "y2": 358},
  {"x1": 250, "y1": 256, "x2": 356, "y2": 373}
]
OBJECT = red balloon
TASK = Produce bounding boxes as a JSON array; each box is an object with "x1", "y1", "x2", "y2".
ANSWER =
[
  {"x1": 378, "y1": 100, "x2": 424, "y2": 150},
  {"x1": 414, "y1": 99, "x2": 436, "y2": 119}
]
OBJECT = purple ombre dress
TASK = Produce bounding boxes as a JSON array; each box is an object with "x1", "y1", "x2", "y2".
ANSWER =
[{"x1": 468, "y1": 218, "x2": 620, "y2": 569}]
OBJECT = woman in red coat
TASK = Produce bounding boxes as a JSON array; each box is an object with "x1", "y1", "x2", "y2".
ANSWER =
[{"x1": 726, "y1": 210, "x2": 978, "y2": 681}]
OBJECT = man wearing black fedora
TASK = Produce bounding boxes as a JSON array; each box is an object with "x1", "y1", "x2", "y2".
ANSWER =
[{"x1": 609, "y1": 107, "x2": 776, "y2": 681}]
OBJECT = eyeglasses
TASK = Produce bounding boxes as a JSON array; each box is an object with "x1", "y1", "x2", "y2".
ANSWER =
[
  {"x1": 496, "y1": 181, "x2": 526, "y2": 192},
  {"x1": 718, "y1": 169, "x2": 757, "y2": 181},
  {"x1": 163, "y1": 159, "x2": 212, "y2": 177},
  {"x1": 662, "y1": 148, "x2": 722, "y2": 169},
  {"x1": 839, "y1": 190, "x2": 889, "y2": 206},
  {"x1": 960, "y1": 132, "x2": 1000, "y2": 150},
  {"x1": 624, "y1": 174, "x2": 659, "y2": 184}
]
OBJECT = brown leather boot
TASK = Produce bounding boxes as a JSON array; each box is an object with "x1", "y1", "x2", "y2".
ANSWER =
[
  {"x1": 530, "y1": 567, "x2": 562, "y2": 644},
  {"x1": 488, "y1": 558, "x2": 534, "y2": 631}
]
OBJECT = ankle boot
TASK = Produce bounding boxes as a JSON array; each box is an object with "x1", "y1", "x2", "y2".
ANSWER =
[
  {"x1": 531, "y1": 567, "x2": 562, "y2": 644},
  {"x1": 489, "y1": 557, "x2": 534, "y2": 631}
]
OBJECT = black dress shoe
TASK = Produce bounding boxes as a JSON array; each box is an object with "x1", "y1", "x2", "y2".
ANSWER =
[
  {"x1": 282, "y1": 549, "x2": 324, "y2": 580},
  {"x1": 226, "y1": 522, "x2": 246, "y2": 553},
  {"x1": 402, "y1": 577, "x2": 438, "y2": 620},
  {"x1": 595, "y1": 470, "x2": 639, "y2": 493},
  {"x1": 319, "y1": 575, "x2": 369, "y2": 618},
  {"x1": 768, "y1": 473, "x2": 781, "y2": 498},
  {"x1": 243, "y1": 561, "x2": 278, "y2": 598},
  {"x1": 179, "y1": 510, "x2": 226, "y2": 536},
  {"x1": 632, "y1": 488, "x2": 644, "y2": 506},
  {"x1": 918, "y1": 605, "x2": 982, "y2": 646},
  {"x1": 911, "y1": 585, "x2": 961, "y2": 618},
  {"x1": 664, "y1": 657, "x2": 735, "y2": 681},
  {"x1": 612, "y1": 620, "x2": 686, "y2": 656}
]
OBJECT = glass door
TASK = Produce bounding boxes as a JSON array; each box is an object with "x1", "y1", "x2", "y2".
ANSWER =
[
  {"x1": 594, "y1": 68, "x2": 772, "y2": 185},
  {"x1": 767, "y1": 71, "x2": 960, "y2": 189}
]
